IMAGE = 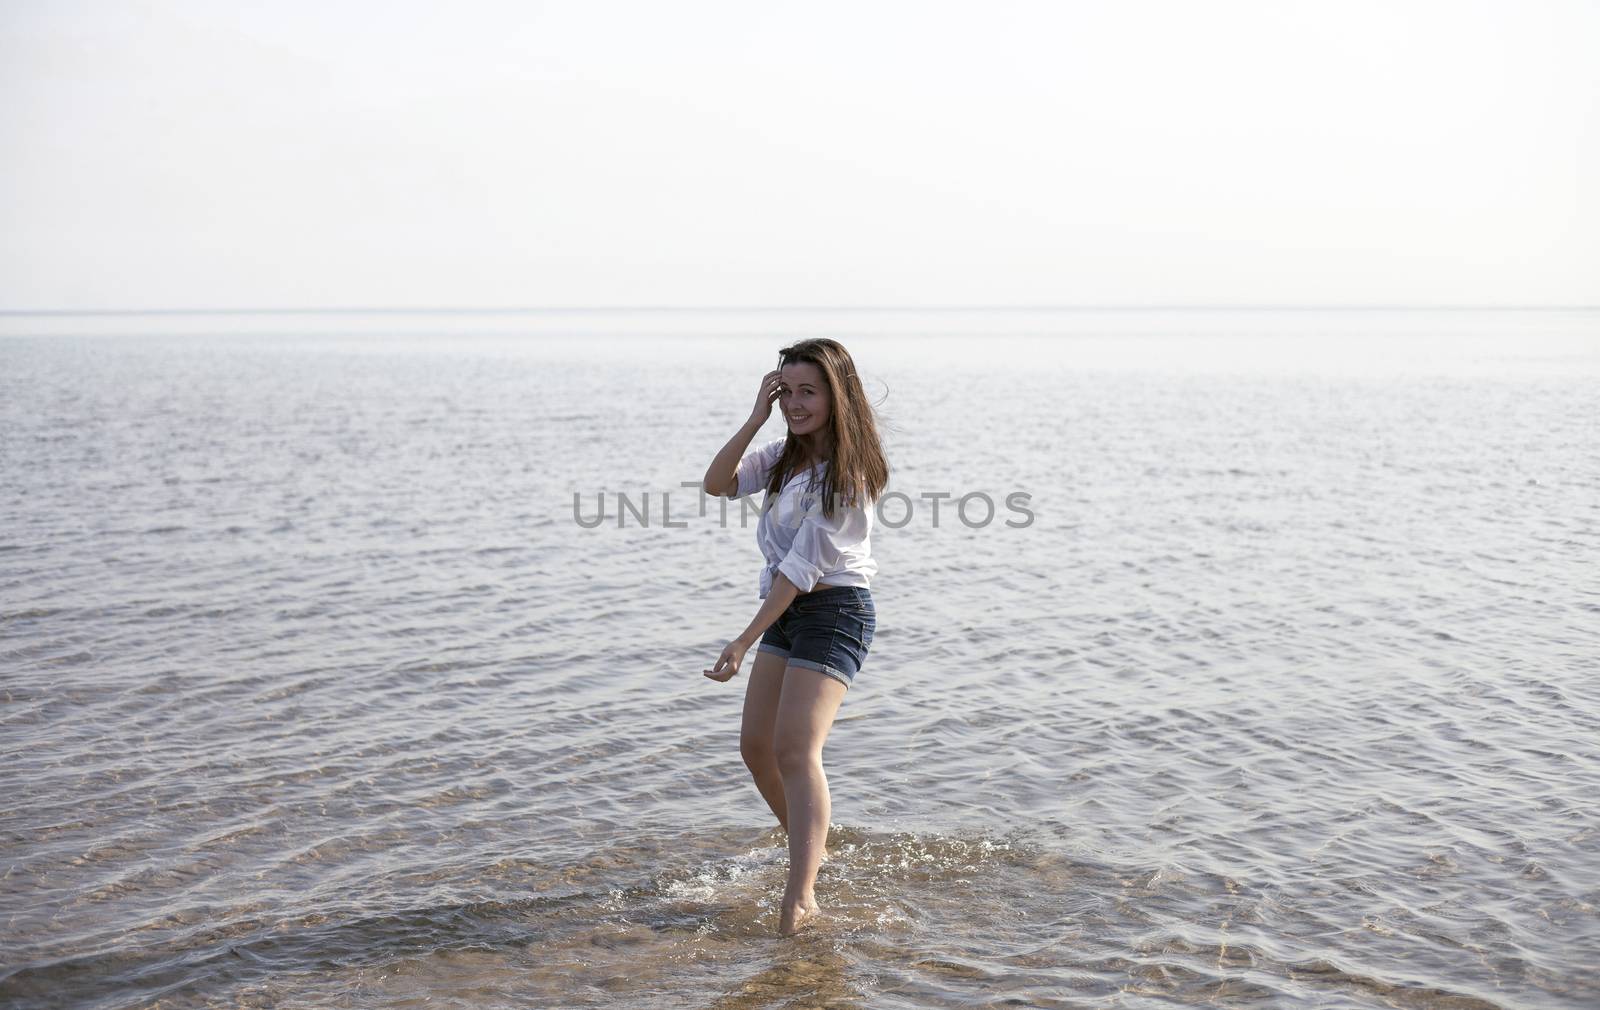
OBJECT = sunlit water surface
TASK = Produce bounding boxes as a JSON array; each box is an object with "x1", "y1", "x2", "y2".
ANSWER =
[{"x1": 2, "y1": 309, "x2": 1597, "y2": 1009}]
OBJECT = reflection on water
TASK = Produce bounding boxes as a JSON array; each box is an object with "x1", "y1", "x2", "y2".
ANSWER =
[{"x1": 2, "y1": 310, "x2": 1597, "y2": 1008}]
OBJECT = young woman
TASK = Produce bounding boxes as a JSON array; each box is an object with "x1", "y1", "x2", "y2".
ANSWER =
[{"x1": 700, "y1": 338, "x2": 889, "y2": 938}]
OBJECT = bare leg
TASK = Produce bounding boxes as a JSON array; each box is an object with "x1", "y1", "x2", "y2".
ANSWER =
[
  {"x1": 741, "y1": 650, "x2": 791, "y2": 830},
  {"x1": 774, "y1": 666, "x2": 847, "y2": 936}
]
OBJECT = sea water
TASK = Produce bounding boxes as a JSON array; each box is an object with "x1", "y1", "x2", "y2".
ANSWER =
[{"x1": 2, "y1": 309, "x2": 1596, "y2": 1008}]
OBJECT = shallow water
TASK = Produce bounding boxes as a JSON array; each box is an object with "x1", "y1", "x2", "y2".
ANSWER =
[{"x1": 2, "y1": 310, "x2": 1597, "y2": 1008}]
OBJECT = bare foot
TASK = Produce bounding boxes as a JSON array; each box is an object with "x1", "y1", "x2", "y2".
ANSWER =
[{"x1": 778, "y1": 895, "x2": 820, "y2": 937}]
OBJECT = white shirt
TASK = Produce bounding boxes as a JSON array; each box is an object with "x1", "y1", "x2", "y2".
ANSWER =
[{"x1": 728, "y1": 437, "x2": 878, "y2": 599}]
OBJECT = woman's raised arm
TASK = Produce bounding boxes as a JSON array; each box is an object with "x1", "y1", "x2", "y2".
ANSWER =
[{"x1": 702, "y1": 370, "x2": 782, "y2": 496}]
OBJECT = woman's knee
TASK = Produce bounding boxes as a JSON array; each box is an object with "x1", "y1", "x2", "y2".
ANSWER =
[
  {"x1": 740, "y1": 732, "x2": 777, "y2": 771},
  {"x1": 773, "y1": 735, "x2": 820, "y2": 776}
]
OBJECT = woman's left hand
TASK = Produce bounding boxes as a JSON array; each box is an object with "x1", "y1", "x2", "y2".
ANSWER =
[{"x1": 703, "y1": 639, "x2": 750, "y2": 682}]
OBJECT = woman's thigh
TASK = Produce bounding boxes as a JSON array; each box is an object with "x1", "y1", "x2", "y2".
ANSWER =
[
  {"x1": 774, "y1": 663, "x2": 848, "y2": 762},
  {"x1": 740, "y1": 648, "x2": 790, "y2": 752}
]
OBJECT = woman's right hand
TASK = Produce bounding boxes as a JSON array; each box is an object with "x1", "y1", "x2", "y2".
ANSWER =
[
  {"x1": 749, "y1": 369, "x2": 782, "y2": 425},
  {"x1": 703, "y1": 637, "x2": 751, "y2": 682}
]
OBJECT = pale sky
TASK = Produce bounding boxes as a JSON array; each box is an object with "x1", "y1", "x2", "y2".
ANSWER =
[{"x1": 2, "y1": 0, "x2": 1596, "y2": 310}]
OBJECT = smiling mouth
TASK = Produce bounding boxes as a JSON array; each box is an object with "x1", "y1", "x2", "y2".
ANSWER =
[{"x1": 789, "y1": 414, "x2": 811, "y2": 422}]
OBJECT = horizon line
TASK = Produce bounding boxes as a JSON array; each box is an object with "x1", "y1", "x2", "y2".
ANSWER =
[{"x1": 2, "y1": 303, "x2": 1598, "y2": 317}]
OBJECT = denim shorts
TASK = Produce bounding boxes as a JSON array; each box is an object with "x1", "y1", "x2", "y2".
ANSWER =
[{"x1": 756, "y1": 585, "x2": 876, "y2": 689}]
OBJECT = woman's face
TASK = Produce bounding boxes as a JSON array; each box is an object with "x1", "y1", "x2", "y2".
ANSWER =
[{"x1": 779, "y1": 361, "x2": 830, "y2": 439}]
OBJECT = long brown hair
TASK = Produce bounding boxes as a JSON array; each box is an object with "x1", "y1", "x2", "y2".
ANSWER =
[{"x1": 763, "y1": 338, "x2": 890, "y2": 520}]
